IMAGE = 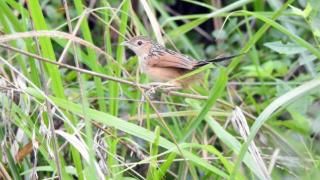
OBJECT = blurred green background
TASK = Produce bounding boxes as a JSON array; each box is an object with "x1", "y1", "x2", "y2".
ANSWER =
[{"x1": 0, "y1": 0, "x2": 319, "y2": 179}]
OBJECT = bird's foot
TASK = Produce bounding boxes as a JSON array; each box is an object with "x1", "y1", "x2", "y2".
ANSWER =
[
  {"x1": 145, "y1": 86, "x2": 156, "y2": 97},
  {"x1": 145, "y1": 82, "x2": 174, "y2": 96}
]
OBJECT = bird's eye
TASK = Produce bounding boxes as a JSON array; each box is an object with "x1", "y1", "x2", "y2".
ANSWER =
[{"x1": 137, "y1": 41, "x2": 143, "y2": 46}]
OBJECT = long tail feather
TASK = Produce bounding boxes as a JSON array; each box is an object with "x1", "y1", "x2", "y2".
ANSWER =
[{"x1": 194, "y1": 53, "x2": 246, "y2": 68}]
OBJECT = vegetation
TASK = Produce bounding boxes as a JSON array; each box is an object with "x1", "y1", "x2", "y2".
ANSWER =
[{"x1": 0, "y1": 0, "x2": 319, "y2": 179}]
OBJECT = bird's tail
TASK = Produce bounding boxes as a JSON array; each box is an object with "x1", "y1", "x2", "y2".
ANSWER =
[{"x1": 194, "y1": 53, "x2": 246, "y2": 68}]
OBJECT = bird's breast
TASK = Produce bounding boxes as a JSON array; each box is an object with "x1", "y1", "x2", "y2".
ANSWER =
[
  {"x1": 138, "y1": 56, "x2": 148, "y2": 73},
  {"x1": 144, "y1": 66, "x2": 183, "y2": 82}
]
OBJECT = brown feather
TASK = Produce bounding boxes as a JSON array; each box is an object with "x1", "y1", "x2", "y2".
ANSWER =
[{"x1": 146, "y1": 51, "x2": 197, "y2": 70}]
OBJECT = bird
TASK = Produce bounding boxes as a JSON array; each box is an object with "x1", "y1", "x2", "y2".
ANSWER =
[{"x1": 122, "y1": 36, "x2": 241, "y2": 88}]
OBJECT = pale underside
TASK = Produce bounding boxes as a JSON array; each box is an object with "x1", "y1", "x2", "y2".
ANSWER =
[{"x1": 139, "y1": 50, "x2": 201, "y2": 86}]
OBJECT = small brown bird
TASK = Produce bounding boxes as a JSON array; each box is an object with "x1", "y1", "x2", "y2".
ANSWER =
[{"x1": 122, "y1": 36, "x2": 239, "y2": 87}]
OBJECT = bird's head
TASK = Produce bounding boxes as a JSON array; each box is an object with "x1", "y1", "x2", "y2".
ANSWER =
[{"x1": 122, "y1": 36, "x2": 154, "y2": 58}]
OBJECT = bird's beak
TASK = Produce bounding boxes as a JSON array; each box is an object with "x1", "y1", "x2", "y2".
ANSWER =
[{"x1": 121, "y1": 41, "x2": 128, "y2": 46}]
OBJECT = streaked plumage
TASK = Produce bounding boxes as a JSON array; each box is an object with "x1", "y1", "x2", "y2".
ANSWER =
[{"x1": 123, "y1": 36, "x2": 238, "y2": 86}]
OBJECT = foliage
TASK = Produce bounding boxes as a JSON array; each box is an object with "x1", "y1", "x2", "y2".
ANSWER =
[{"x1": 0, "y1": 0, "x2": 319, "y2": 179}]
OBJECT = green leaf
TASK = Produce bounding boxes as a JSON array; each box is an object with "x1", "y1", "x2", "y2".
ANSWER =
[
  {"x1": 188, "y1": 100, "x2": 265, "y2": 179},
  {"x1": 181, "y1": 68, "x2": 228, "y2": 141},
  {"x1": 25, "y1": 88, "x2": 229, "y2": 178},
  {"x1": 147, "y1": 126, "x2": 160, "y2": 180},
  {"x1": 290, "y1": 3, "x2": 312, "y2": 18},
  {"x1": 264, "y1": 41, "x2": 307, "y2": 55},
  {"x1": 231, "y1": 78, "x2": 320, "y2": 179},
  {"x1": 239, "y1": 10, "x2": 320, "y2": 59}
]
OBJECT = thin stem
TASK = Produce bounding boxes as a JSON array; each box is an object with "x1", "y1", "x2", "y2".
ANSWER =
[{"x1": 26, "y1": 2, "x2": 62, "y2": 178}]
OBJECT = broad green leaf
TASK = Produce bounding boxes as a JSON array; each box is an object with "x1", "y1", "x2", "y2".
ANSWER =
[
  {"x1": 264, "y1": 41, "x2": 307, "y2": 55},
  {"x1": 25, "y1": 88, "x2": 229, "y2": 178}
]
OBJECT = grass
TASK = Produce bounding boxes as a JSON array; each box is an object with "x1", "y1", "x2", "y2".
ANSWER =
[{"x1": 0, "y1": 0, "x2": 319, "y2": 179}]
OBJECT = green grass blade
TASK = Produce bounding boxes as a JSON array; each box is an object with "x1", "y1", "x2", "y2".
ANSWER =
[
  {"x1": 110, "y1": 0, "x2": 129, "y2": 116},
  {"x1": 152, "y1": 0, "x2": 202, "y2": 59},
  {"x1": 188, "y1": 100, "x2": 265, "y2": 179},
  {"x1": 227, "y1": 0, "x2": 295, "y2": 73},
  {"x1": 157, "y1": 153, "x2": 176, "y2": 179},
  {"x1": 25, "y1": 88, "x2": 229, "y2": 178},
  {"x1": 0, "y1": 1, "x2": 29, "y2": 79},
  {"x1": 147, "y1": 126, "x2": 160, "y2": 180},
  {"x1": 168, "y1": 0, "x2": 252, "y2": 38},
  {"x1": 74, "y1": 0, "x2": 106, "y2": 112},
  {"x1": 181, "y1": 68, "x2": 228, "y2": 141},
  {"x1": 27, "y1": 1, "x2": 65, "y2": 98},
  {"x1": 230, "y1": 78, "x2": 320, "y2": 179},
  {"x1": 240, "y1": 10, "x2": 320, "y2": 59}
]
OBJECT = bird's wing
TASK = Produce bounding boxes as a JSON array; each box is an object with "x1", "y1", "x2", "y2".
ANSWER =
[{"x1": 147, "y1": 50, "x2": 196, "y2": 70}]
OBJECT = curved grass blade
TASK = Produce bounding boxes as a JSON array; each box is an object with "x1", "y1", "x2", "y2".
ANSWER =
[
  {"x1": 181, "y1": 68, "x2": 228, "y2": 141},
  {"x1": 230, "y1": 78, "x2": 320, "y2": 179},
  {"x1": 25, "y1": 88, "x2": 229, "y2": 178}
]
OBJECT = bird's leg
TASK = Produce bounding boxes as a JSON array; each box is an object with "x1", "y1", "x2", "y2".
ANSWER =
[
  {"x1": 148, "y1": 82, "x2": 176, "y2": 87},
  {"x1": 162, "y1": 86, "x2": 182, "y2": 92},
  {"x1": 145, "y1": 82, "x2": 163, "y2": 97},
  {"x1": 145, "y1": 82, "x2": 177, "y2": 96}
]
